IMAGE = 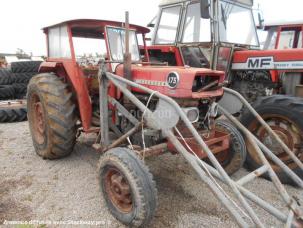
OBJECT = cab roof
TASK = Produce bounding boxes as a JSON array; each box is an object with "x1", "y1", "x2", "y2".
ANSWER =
[
  {"x1": 159, "y1": 0, "x2": 253, "y2": 6},
  {"x1": 264, "y1": 20, "x2": 303, "y2": 30},
  {"x1": 43, "y1": 19, "x2": 150, "y2": 39}
]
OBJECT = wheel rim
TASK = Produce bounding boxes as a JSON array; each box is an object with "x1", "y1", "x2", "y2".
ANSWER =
[
  {"x1": 30, "y1": 94, "x2": 46, "y2": 144},
  {"x1": 104, "y1": 168, "x2": 133, "y2": 213},
  {"x1": 248, "y1": 114, "x2": 303, "y2": 169}
]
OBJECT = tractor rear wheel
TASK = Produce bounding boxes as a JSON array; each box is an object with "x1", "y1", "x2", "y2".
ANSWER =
[
  {"x1": 27, "y1": 73, "x2": 77, "y2": 159},
  {"x1": 215, "y1": 119, "x2": 247, "y2": 175},
  {"x1": 241, "y1": 95, "x2": 303, "y2": 185},
  {"x1": 98, "y1": 148, "x2": 157, "y2": 227}
]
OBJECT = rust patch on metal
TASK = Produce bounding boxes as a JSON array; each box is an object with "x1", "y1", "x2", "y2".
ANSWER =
[{"x1": 104, "y1": 168, "x2": 133, "y2": 213}]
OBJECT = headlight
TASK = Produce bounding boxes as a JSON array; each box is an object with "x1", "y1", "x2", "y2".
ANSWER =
[{"x1": 183, "y1": 107, "x2": 199, "y2": 123}]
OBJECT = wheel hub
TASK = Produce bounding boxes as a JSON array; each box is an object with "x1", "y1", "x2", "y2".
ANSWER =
[
  {"x1": 31, "y1": 95, "x2": 46, "y2": 145},
  {"x1": 260, "y1": 126, "x2": 291, "y2": 156},
  {"x1": 250, "y1": 114, "x2": 302, "y2": 165},
  {"x1": 35, "y1": 102, "x2": 45, "y2": 135},
  {"x1": 105, "y1": 169, "x2": 132, "y2": 213}
]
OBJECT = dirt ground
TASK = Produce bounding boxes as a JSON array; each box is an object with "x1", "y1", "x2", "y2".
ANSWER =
[{"x1": 0, "y1": 121, "x2": 302, "y2": 227}]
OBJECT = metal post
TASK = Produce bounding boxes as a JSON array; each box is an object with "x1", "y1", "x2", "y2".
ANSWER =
[
  {"x1": 124, "y1": 11, "x2": 132, "y2": 81},
  {"x1": 99, "y1": 64, "x2": 110, "y2": 147}
]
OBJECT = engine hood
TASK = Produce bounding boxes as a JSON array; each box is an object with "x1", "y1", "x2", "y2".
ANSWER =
[{"x1": 115, "y1": 65, "x2": 225, "y2": 99}]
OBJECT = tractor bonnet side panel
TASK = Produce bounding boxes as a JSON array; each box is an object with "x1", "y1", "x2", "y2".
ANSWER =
[
  {"x1": 232, "y1": 49, "x2": 303, "y2": 72},
  {"x1": 115, "y1": 65, "x2": 225, "y2": 99}
]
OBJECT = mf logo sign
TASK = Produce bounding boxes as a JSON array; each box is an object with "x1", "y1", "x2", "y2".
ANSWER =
[
  {"x1": 247, "y1": 57, "x2": 274, "y2": 69},
  {"x1": 232, "y1": 56, "x2": 274, "y2": 70}
]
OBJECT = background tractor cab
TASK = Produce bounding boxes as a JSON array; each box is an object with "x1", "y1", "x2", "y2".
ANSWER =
[
  {"x1": 263, "y1": 21, "x2": 303, "y2": 50},
  {"x1": 148, "y1": 0, "x2": 303, "y2": 100},
  {"x1": 147, "y1": 0, "x2": 303, "y2": 185},
  {"x1": 148, "y1": 0, "x2": 258, "y2": 73}
]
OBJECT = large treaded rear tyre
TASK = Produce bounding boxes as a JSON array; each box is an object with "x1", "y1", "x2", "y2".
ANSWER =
[
  {"x1": 11, "y1": 61, "x2": 42, "y2": 73},
  {"x1": 0, "y1": 85, "x2": 15, "y2": 100},
  {"x1": 215, "y1": 119, "x2": 247, "y2": 175},
  {"x1": 12, "y1": 73, "x2": 34, "y2": 83},
  {"x1": 241, "y1": 95, "x2": 303, "y2": 185},
  {"x1": 27, "y1": 73, "x2": 77, "y2": 159},
  {"x1": 0, "y1": 101, "x2": 27, "y2": 123},
  {"x1": 0, "y1": 69, "x2": 14, "y2": 85},
  {"x1": 12, "y1": 83, "x2": 28, "y2": 96},
  {"x1": 98, "y1": 148, "x2": 158, "y2": 227}
]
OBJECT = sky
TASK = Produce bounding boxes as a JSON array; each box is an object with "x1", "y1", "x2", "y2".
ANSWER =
[{"x1": 0, "y1": 0, "x2": 302, "y2": 56}]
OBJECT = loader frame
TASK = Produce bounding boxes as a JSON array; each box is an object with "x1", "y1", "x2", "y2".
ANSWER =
[{"x1": 98, "y1": 60, "x2": 303, "y2": 227}]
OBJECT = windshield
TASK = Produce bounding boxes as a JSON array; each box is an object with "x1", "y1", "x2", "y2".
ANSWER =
[
  {"x1": 219, "y1": 0, "x2": 259, "y2": 46},
  {"x1": 182, "y1": 2, "x2": 211, "y2": 43},
  {"x1": 106, "y1": 27, "x2": 140, "y2": 62}
]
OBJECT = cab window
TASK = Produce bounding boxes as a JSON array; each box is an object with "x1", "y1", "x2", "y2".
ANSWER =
[
  {"x1": 182, "y1": 3, "x2": 211, "y2": 43},
  {"x1": 155, "y1": 5, "x2": 182, "y2": 44},
  {"x1": 278, "y1": 31, "x2": 296, "y2": 49},
  {"x1": 106, "y1": 27, "x2": 140, "y2": 62},
  {"x1": 48, "y1": 25, "x2": 71, "y2": 58},
  {"x1": 298, "y1": 31, "x2": 302, "y2": 48}
]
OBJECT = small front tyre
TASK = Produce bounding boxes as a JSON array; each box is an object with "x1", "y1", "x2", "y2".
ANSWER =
[
  {"x1": 98, "y1": 148, "x2": 157, "y2": 227},
  {"x1": 215, "y1": 119, "x2": 247, "y2": 175}
]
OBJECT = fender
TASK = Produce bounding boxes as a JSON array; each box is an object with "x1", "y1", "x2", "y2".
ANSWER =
[
  {"x1": 232, "y1": 49, "x2": 303, "y2": 71},
  {"x1": 39, "y1": 61, "x2": 92, "y2": 131}
]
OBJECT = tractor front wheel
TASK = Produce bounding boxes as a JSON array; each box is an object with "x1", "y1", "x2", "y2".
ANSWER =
[
  {"x1": 98, "y1": 148, "x2": 157, "y2": 227},
  {"x1": 241, "y1": 95, "x2": 303, "y2": 185},
  {"x1": 27, "y1": 73, "x2": 77, "y2": 159},
  {"x1": 215, "y1": 119, "x2": 247, "y2": 175}
]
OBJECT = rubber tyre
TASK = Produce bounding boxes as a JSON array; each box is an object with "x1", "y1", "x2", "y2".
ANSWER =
[
  {"x1": 0, "y1": 69, "x2": 14, "y2": 85},
  {"x1": 0, "y1": 102, "x2": 27, "y2": 123},
  {"x1": 27, "y1": 73, "x2": 77, "y2": 159},
  {"x1": 215, "y1": 119, "x2": 247, "y2": 175},
  {"x1": 241, "y1": 95, "x2": 303, "y2": 185},
  {"x1": 0, "y1": 85, "x2": 15, "y2": 100},
  {"x1": 12, "y1": 73, "x2": 34, "y2": 83},
  {"x1": 13, "y1": 82, "x2": 28, "y2": 99},
  {"x1": 98, "y1": 148, "x2": 157, "y2": 227},
  {"x1": 12, "y1": 83, "x2": 28, "y2": 95},
  {"x1": 11, "y1": 61, "x2": 42, "y2": 73}
]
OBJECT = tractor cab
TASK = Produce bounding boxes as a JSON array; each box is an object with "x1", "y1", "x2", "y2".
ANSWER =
[
  {"x1": 263, "y1": 21, "x2": 303, "y2": 50},
  {"x1": 148, "y1": 0, "x2": 259, "y2": 73}
]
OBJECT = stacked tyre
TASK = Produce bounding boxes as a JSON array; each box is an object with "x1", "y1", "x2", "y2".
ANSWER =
[
  {"x1": 0, "y1": 69, "x2": 15, "y2": 100},
  {"x1": 0, "y1": 101, "x2": 27, "y2": 123},
  {"x1": 11, "y1": 61, "x2": 42, "y2": 99},
  {"x1": 0, "y1": 61, "x2": 41, "y2": 123}
]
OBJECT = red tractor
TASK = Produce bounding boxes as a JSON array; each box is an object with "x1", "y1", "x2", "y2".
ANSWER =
[
  {"x1": 27, "y1": 18, "x2": 245, "y2": 226},
  {"x1": 27, "y1": 17, "x2": 303, "y2": 227},
  {"x1": 146, "y1": 0, "x2": 303, "y2": 184},
  {"x1": 261, "y1": 21, "x2": 303, "y2": 95}
]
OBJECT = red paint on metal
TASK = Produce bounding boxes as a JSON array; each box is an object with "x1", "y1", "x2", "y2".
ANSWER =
[
  {"x1": 167, "y1": 130, "x2": 230, "y2": 159},
  {"x1": 115, "y1": 65, "x2": 225, "y2": 98},
  {"x1": 232, "y1": 49, "x2": 303, "y2": 63}
]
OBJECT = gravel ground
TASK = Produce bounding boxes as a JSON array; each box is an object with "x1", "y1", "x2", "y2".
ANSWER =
[{"x1": 0, "y1": 121, "x2": 302, "y2": 227}]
